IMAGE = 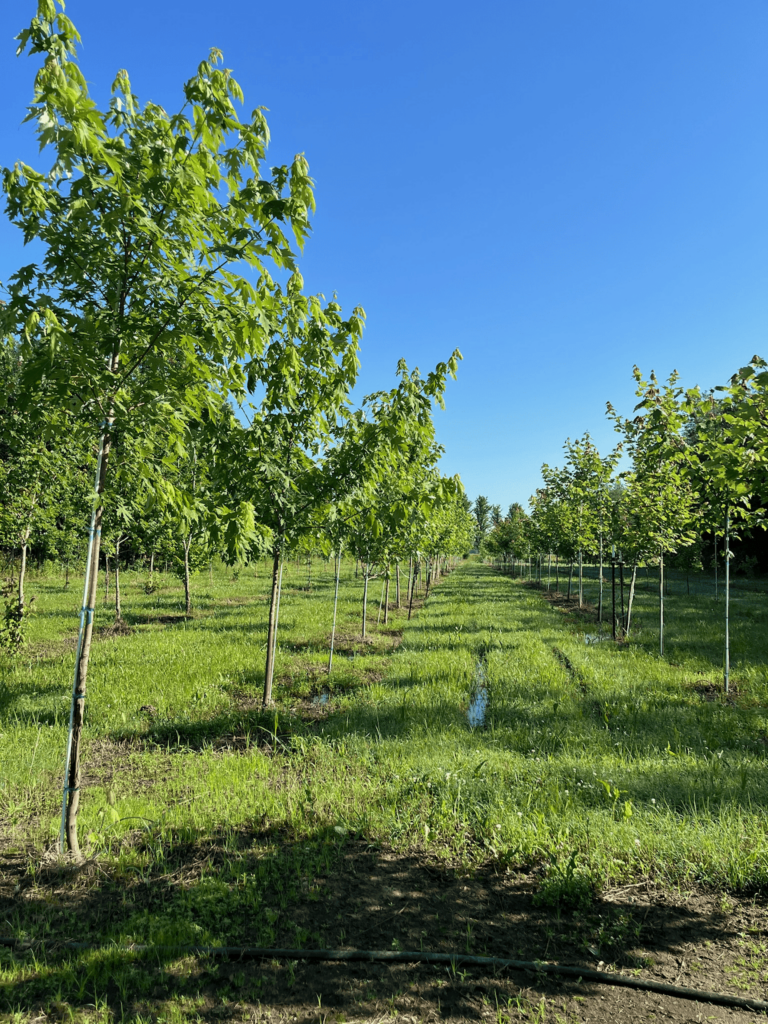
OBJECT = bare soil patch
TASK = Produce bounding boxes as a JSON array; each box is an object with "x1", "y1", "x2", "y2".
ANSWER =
[{"x1": 2, "y1": 840, "x2": 766, "y2": 1022}]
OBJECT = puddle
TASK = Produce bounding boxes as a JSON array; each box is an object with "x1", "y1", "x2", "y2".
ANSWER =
[
  {"x1": 584, "y1": 633, "x2": 609, "y2": 645},
  {"x1": 468, "y1": 661, "x2": 488, "y2": 727},
  {"x1": 312, "y1": 691, "x2": 330, "y2": 706}
]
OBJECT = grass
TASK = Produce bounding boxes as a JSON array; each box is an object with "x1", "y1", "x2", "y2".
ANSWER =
[{"x1": 2, "y1": 555, "x2": 768, "y2": 1020}]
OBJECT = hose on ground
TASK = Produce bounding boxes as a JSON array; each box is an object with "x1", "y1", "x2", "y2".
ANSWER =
[{"x1": 1, "y1": 940, "x2": 766, "y2": 1015}]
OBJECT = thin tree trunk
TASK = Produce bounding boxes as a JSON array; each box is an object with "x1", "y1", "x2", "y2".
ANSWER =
[
  {"x1": 408, "y1": 560, "x2": 417, "y2": 620},
  {"x1": 18, "y1": 537, "x2": 29, "y2": 615},
  {"x1": 396, "y1": 561, "x2": 401, "y2": 609},
  {"x1": 150, "y1": 550, "x2": 155, "y2": 578},
  {"x1": 619, "y1": 561, "x2": 625, "y2": 635},
  {"x1": 377, "y1": 580, "x2": 385, "y2": 626},
  {"x1": 263, "y1": 548, "x2": 282, "y2": 706},
  {"x1": 115, "y1": 537, "x2": 122, "y2": 621},
  {"x1": 659, "y1": 552, "x2": 664, "y2": 657},
  {"x1": 426, "y1": 558, "x2": 432, "y2": 599},
  {"x1": 547, "y1": 552, "x2": 551, "y2": 590},
  {"x1": 612, "y1": 559, "x2": 616, "y2": 640},
  {"x1": 328, "y1": 548, "x2": 342, "y2": 674},
  {"x1": 104, "y1": 554, "x2": 110, "y2": 604},
  {"x1": 598, "y1": 535, "x2": 603, "y2": 623},
  {"x1": 362, "y1": 566, "x2": 369, "y2": 638},
  {"x1": 567, "y1": 562, "x2": 573, "y2": 600},
  {"x1": 384, "y1": 565, "x2": 390, "y2": 625},
  {"x1": 729, "y1": 507, "x2": 733, "y2": 692},
  {"x1": 625, "y1": 565, "x2": 638, "y2": 637},
  {"x1": 578, "y1": 549, "x2": 583, "y2": 607},
  {"x1": 62, "y1": 416, "x2": 114, "y2": 859},
  {"x1": 65, "y1": 560, "x2": 70, "y2": 591},
  {"x1": 555, "y1": 555, "x2": 559, "y2": 592},
  {"x1": 183, "y1": 536, "x2": 192, "y2": 616}
]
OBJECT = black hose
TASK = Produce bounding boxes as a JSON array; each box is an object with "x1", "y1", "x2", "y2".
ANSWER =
[{"x1": 1, "y1": 940, "x2": 767, "y2": 1013}]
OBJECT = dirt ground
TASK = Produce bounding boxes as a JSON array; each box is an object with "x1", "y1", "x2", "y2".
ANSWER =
[
  {"x1": 223, "y1": 841, "x2": 768, "y2": 1023},
  {"x1": 4, "y1": 839, "x2": 768, "y2": 1023}
]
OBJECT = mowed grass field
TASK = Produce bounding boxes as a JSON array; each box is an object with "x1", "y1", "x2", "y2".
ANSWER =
[{"x1": 3, "y1": 557, "x2": 768, "y2": 1021}]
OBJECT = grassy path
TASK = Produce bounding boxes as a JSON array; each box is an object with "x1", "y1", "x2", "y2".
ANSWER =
[{"x1": 3, "y1": 559, "x2": 768, "y2": 1021}]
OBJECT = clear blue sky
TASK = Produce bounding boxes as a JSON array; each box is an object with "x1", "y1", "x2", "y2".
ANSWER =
[{"x1": 1, "y1": 1, "x2": 766, "y2": 509}]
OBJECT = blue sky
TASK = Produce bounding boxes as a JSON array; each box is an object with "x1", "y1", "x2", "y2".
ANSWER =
[{"x1": 1, "y1": 0, "x2": 766, "y2": 509}]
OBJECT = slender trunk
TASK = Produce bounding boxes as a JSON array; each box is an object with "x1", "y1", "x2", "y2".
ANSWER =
[
  {"x1": 408, "y1": 560, "x2": 417, "y2": 620},
  {"x1": 619, "y1": 561, "x2": 625, "y2": 635},
  {"x1": 612, "y1": 559, "x2": 616, "y2": 641},
  {"x1": 425, "y1": 558, "x2": 432, "y2": 599},
  {"x1": 377, "y1": 580, "x2": 385, "y2": 626},
  {"x1": 625, "y1": 565, "x2": 638, "y2": 637},
  {"x1": 115, "y1": 537, "x2": 122, "y2": 621},
  {"x1": 104, "y1": 554, "x2": 110, "y2": 604},
  {"x1": 598, "y1": 535, "x2": 603, "y2": 623},
  {"x1": 18, "y1": 538, "x2": 29, "y2": 615},
  {"x1": 396, "y1": 561, "x2": 401, "y2": 609},
  {"x1": 547, "y1": 552, "x2": 551, "y2": 591},
  {"x1": 362, "y1": 567, "x2": 369, "y2": 638},
  {"x1": 578, "y1": 549, "x2": 583, "y2": 607},
  {"x1": 62, "y1": 414, "x2": 114, "y2": 859},
  {"x1": 263, "y1": 548, "x2": 282, "y2": 705},
  {"x1": 659, "y1": 552, "x2": 664, "y2": 657},
  {"x1": 150, "y1": 550, "x2": 155, "y2": 578},
  {"x1": 355, "y1": 559, "x2": 358, "y2": 579},
  {"x1": 408, "y1": 556, "x2": 413, "y2": 604},
  {"x1": 183, "y1": 536, "x2": 192, "y2": 616},
  {"x1": 567, "y1": 562, "x2": 573, "y2": 600},
  {"x1": 328, "y1": 548, "x2": 342, "y2": 675},
  {"x1": 65, "y1": 560, "x2": 70, "y2": 591},
  {"x1": 384, "y1": 565, "x2": 390, "y2": 625},
  {"x1": 307, "y1": 556, "x2": 311, "y2": 590},
  {"x1": 729, "y1": 512, "x2": 733, "y2": 696},
  {"x1": 556, "y1": 556, "x2": 559, "y2": 592},
  {"x1": 209, "y1": 558, "x2": 213, "y2": 585}
]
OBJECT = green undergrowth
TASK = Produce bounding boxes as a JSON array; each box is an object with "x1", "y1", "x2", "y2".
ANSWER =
[{"x1": 3, "y1": 558, "x2": 768, "y2": 1019}]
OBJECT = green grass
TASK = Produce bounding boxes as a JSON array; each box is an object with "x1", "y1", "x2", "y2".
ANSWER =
[{"x1": 3, "y1": 556, "x2": 768, "y2": 1019}]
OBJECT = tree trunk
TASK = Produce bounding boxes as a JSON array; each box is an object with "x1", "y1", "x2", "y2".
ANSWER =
[
  {"x1": 104, "y1": 554, "x2": 110, "y2": 604},
  {"x1": 18, "y1": 536, "x2": 29, "y2": 615},
  {"x1": 578, "y1": 549, "x2": 583, "y2": 607},
  {"x1": 598, "y1": 535, "x2": 603, "y2": 623},
  {"x1": 183, "y1": 535, "x2": 192, "y2": 616},
  {"x1": 547, "y1": 552, "x2": 551, "y2": 590},
  {"x1": 408, "y1": 560, "x2": 417, "y2": 620},
  {"x1": 114, "y1": 537, "x2": 122, "y2": 621},
  {"x1": 625, "y1": 565, "x2": 638, "y2": 637},
  {"x1": 425, "y1": 558, "x2": 432, "y2": 599},
  {"x1": 263, "y1": 548, "x2": 282, "y2": 705},
  {"x1": 567, "y1": 562, "x2": 573, "y2": 600},
  {"x1": 619, "y1": 561, "x2": 625, "y2": 635},
  {"x1": 612, "y1": 559, "x2": 616, "y2": 640},
  {"x1": 729, "y1": 507, "x2": 733, "y2": 692},
  {"x1": 384, "y1": 565, "x2": 390, "y2": 624},
  {"x1": 65, "y1": 560, "x2": 70, "y2": 590},
  {"x1": 150, "y1": 550, "x2": 155, "y2": 578},
  {"x1": 396, "y1": 561, "x2": 401, "y2": 609},
  {"x1": 377, "y1": 580, "x2": 385, "y2": 626},
  {"x1": 659, "y1": 552, "x2": 664, "y2": 656},
  {"x1": 328, "y1": 548, "x2": 342, "y2": 674},
  {"x1": 362, "y1": 567, "x2": 369, "y2": 638},
  {"x1": 555, "y1": 555, "x2": 559, "y2": 592},
  {"x1": 62, "y1": 418, "x2": 114, "y2": 859}
]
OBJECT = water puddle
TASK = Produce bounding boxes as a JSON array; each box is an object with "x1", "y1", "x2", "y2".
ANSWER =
[
  {"x1": 584, "y1": 633, "x2": 609, "y2": 645},
  {"x1": 312, "y1": 691, "x2": 330, "y2": 706},
  {"x1": 468, "y1": 661, "x2": 488, "y2": 727}
]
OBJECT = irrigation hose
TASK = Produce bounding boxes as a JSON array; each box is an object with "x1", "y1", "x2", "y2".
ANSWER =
[{"x1": 1, "y1": 941, "x2": 767, "y2": 1014}]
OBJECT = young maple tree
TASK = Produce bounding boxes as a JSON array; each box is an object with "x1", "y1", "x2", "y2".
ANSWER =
[{"x1": 2, "y1": 1, "x2": 316, "y2": 857}]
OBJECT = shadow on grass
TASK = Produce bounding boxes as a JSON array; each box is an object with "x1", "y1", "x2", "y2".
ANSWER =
[{"x1": 0, "y1": 830, "x2": 758, "y2": 1021}]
